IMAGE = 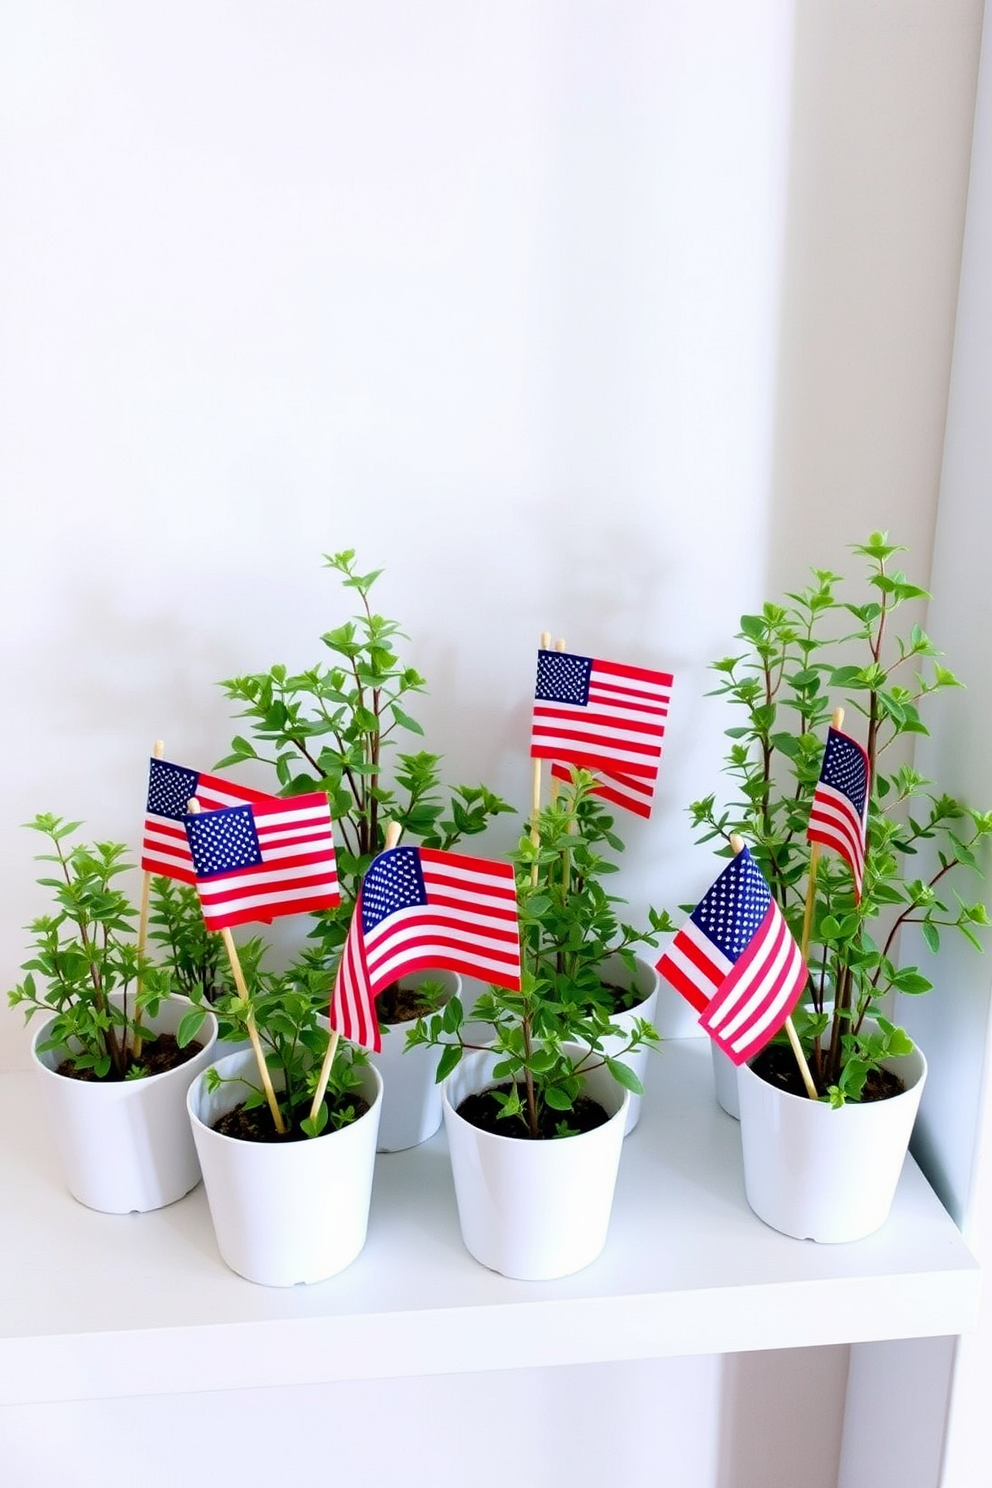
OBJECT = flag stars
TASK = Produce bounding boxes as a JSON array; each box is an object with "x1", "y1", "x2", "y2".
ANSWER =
[
  {"x1": 186, "y1": 806, "x2": 263, "y2": 877},
  {"x1": 362, "y1": 846, "x2": 428, "y2": 932},
  {"x1": 535, "y1": 650, "x2": 593, "y2": 706},
  {"x1": 692, "y1": 849, "x2": 771, "y2": 960},
  {"x1": 147, "y1": 759, "x2": 199, "y2": 821},
  {"x1": 822, "y1": 730, "x2": 869, "y2": 815}
]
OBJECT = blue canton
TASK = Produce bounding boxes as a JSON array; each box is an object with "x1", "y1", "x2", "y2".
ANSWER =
[
  {"x1": 690, "y1": 848, "x2": 770, "y2": 961},
  {"x1": 821, "y1": 731, "x2": 868, "y2": 814},
  {"x1": 362, "y1": 846, "x2": 427, "y2": 933},
  {"x1": 535, "y1": 650, "x2": 592, "y2": 705},
  {"x1": 186, "y1": 806, "x2": 263, "y2": 877},
  {"x1": 147, "y1": 758, "x2": 199, "y2": 820}
]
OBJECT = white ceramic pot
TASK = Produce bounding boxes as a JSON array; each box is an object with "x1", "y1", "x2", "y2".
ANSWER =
[
  {"x1": 370, "y1": 970, "x2": 461, "y2": 1152},
  {"x1": 596, "y1": 952, "x2": 660, "y2": 1135},
  {"x1": 711, "y1": 1042, "x2": 741, "y2": 1120},
  {"x1": 31, "y1": 997, "x2": 219, "y2": 1214},
  {"x1": 442, "y1": 1043, "x2": 629, "y2": 1280},
  {"x1": 715, "y1": 993, "x2": 836, "y2": 1121},
  {"x1": 737, "y1": 1035, "x2": 927, "y2": 1243},
  {"x1": 187, "y1": 1048, "x2": 382, "y2": 1286}
]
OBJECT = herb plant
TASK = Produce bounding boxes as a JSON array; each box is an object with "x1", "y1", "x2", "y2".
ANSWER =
[
  {"x1": 8, "y1": 815, "x2": 207, "y2": 1079},
  {"x1": 147, "y1": 876, "x2": 233, "y2": 1004},
  {"x1": 215, "y1": 549, "x2": 515, "y2": 967},
  {"x1": 411, "y1": 771, "x2": 672, "y2": 1137},
  {"x1": 690, "y1": 533, "x2": 991, "y2": 1103},
  {"x1": 205, "y1": 950, "x2": 368, "y2": 1139}
]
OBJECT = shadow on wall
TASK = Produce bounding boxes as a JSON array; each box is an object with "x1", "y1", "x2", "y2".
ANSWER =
[
  {"x1": 716, "y1": 1345, "x2": 849, "y2": 1488},
  {"x1": 765, "y1": 0, "x2": 982, "y2": 594}
]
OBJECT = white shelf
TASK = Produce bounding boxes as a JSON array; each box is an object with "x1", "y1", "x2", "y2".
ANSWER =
[{"x1": 0, "y1": 1038, "x2": 979, "y2": 1406}]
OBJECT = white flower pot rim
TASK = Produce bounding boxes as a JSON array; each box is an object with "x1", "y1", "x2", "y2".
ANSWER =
[{"x1": 442, "y1": 1045, "x2": 629, "y2": 1141}]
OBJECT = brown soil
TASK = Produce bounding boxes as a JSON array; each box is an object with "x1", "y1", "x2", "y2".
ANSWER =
[
  {"x1": 212, "y1": 1092, "x2": 371, "y2": 1143},
  {"x1": 749, "y1": 1042, "x2": 906, "y2": 1102},
  {"x1": 598, "y1": 978, "x2": 644, "y2": 1014},
  {"x1": 456, "y1": 1081, "x2": 610, "y2": 1139},
  {"x1": 376, "y1": 979, "x2": 446, "y2": 1025},
  {"x1": 57, "y1": 1034, "x2": 203, "y2": 1082}
]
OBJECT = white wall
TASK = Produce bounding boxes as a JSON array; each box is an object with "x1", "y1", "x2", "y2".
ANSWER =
[
  {"x1": 901, "y1": 9, "x2": 992, "y2": 1485},
  {"x1": 0, "y1": 4, "x2": 983, "y2": 1486},
  {"x1": 0, "y1": 0, "x2": 797, "y2": 1065}
]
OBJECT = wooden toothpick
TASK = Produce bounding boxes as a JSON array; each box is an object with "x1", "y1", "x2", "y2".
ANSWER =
[
  {"x1": 730, "y1": 834, "x2": 818, "y2": 1100},
  {"x1": 530, "y1": 632, "x2": 552, "y2": 886},
  {"x1": 187, "y1": 798, "x2": 287, "y2": 1134}
]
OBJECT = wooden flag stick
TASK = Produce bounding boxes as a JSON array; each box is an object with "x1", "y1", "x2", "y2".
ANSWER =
[
  {"x1": 137, "y1": 739, "x2": 165, "y2": 959},
  {"x1": 800, "y1": 707, "x2": 844, "y2": 962},
  {"x1": 186, "y1": 798, "x2": 287, "y2": 1134},
  {"x1": 549, "y1": 637, "x2": 566, "y2": 807},
  {"x1": 530, "y1": 632, "x2": 552, "y2": 886},
  {"x1": 220, "y1": 927, "x2": 287, "y2": 1135},
  {"x1": 309, "y1": 820, "x2": 403, "y2": 1125},
  {"x1": 730, "y1": 835, "x2": 818, "y2": 1101},
  {"x1": 132, "y1": 739, "x2": 165, "y2": 1062}
]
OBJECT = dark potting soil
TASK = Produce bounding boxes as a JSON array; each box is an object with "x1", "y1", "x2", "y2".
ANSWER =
[
  {"x1": 57, "y1": 1034, "x2": 204, "y2": 1083},
  {"x1": 456, "y1": 1082, "x2": 610, "y2": 1140},
  {"x1": 598, "y1": 978, "x2": 644, "y2": 1015},
  {"x1": 375, "y1": 979, "x2": 443, "y2": 1025},
  {"x1": 212, "y1": 1092, "x2": 371, "y2": 1144},
  {"x1": 750, "y1": 1042, "x2": 906, "y2": 1102}
]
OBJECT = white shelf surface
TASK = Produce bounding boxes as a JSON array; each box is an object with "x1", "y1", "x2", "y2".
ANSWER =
[{"x1": 0, "y1": 1038, "x2": 979, "y2": 1406}]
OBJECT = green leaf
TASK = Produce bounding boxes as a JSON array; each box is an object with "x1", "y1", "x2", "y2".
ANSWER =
[
  {"x1": 604, "y1": 1057, "x2": 644, "y2": 1095},
  {"x1": 176, "y1": 1008, "x2": 207, "y2": 1049},
  {"x1": 920, "y1": 921, "x2": 940, "y2": 954}
]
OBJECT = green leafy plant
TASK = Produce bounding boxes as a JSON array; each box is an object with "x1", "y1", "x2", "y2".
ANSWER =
[
  {"x1": 204, "y1": 949, "x2": 368, "y2": 1139},
  {"x1": 691, "y1": 533, "x2": 992, "y2": 1103},
  {"x1": 411, "y1": 771, "x2": 672, "y2": 1137},
  {"x1": 147, "y1": 876, "x2": 233, "y2": 1004},
  {"x1": 215, "y1": 550, "x2": 515, "y2": 969},
  {"x1": 8, "y1": 815, "x2": 207, "y2": 1079}
]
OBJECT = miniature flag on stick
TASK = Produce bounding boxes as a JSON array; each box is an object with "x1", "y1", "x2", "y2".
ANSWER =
[
  {"x1": 656, "y1": 844, "x2": 808, "y2": 1066},
  {"x1": 186, "y1": 797, "x2": 288, "y2": 1134},
  {"x1": 530, "y1": 647, "x2": 673, "y2": 818},
  {"x1": 142, "y1": 756, "x2": 272, "y2": 883},
  {"x1": 807, "y1": 724, "x2": 870, "y2": 901},
  {"x1": 183, "y1": 793, "x2": 340, "y2": 931},
  {"x1": 331, "y1": 845, "x2": 522, "y2": 1054}
]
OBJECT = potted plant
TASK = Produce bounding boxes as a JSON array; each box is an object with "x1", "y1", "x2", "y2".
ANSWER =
[
  {"x1": 215, "y1": 549, "x2": 514, "y2": 1147},
  {"x1": 8, "y1": 814, "x2": 218, "y2": 1214},
  {"x1": 679, "y1": 533, "x2": 991, "y2": 1241},
  {"x1": 413, "y1": 770, "x2": 669, "y2": 1279},
  {"x1": 186, "y1": 951, "x2": 382, "y2": 1286}
]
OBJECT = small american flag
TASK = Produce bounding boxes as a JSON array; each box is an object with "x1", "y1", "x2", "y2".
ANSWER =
[
  {"x1": 142, "y1": 757, "x2": 271, "y2": 883},
  {"x1": 184, "y1": 793, "x2": 340, "y2": 931},
  {"x1": 331, "y1": 845, "x2": 522, "y2": 1052},
  {"x1": 656, "y1": 847, "x2": 807, "y2": 1065},
  {"x1": 807, "y1": 726, "x2": 870, "y2": 900},
  {"x1": 531, "y1": 649, "x2": 673, "y2": 818}
]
